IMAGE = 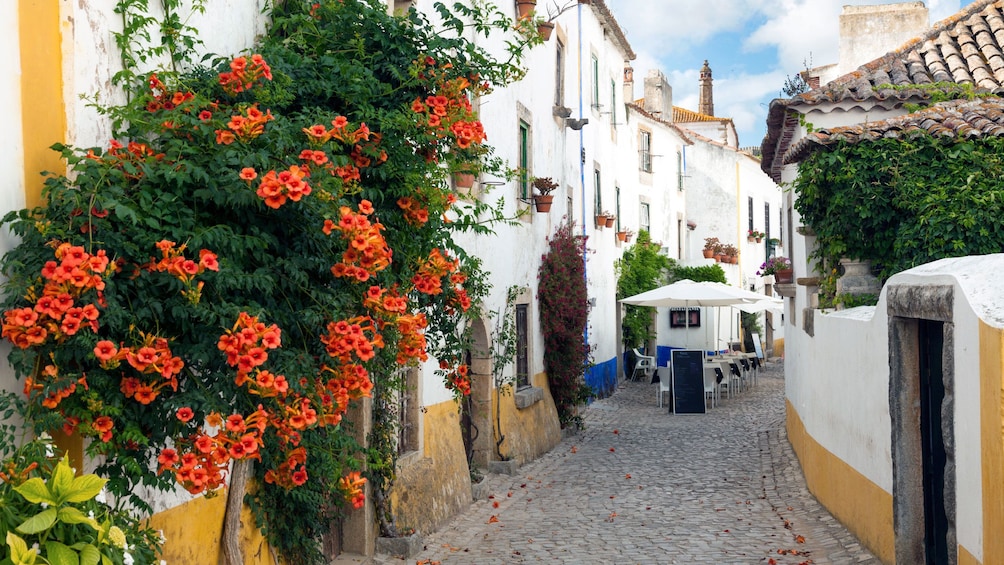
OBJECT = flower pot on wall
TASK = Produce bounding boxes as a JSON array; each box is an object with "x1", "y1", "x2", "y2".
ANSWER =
[
  {"x1": 604, "y1": 217, "x2": 615, "y2": 228},
  {"x1": 533, "y1": 194, "x2": 554, "y2": 213},
  {"x1": 453, "y1": 172, "x2": 475, "y2": 189},
  {"x1": 537, "y1": 21, "x2": 554, "y2": 40},
  {"x1": 616, "y1": 230, "x2": 628, "y2": 242},
  {"x1": 703, "y1": 248, "x2": 714, "y2": 259},
  {"x1": 516, "y1": 0, "x2": 536, "y2": 18},
  {"x1": 595, "y1": 215, "x2": 607, "y2": 228},
  {"x1": 774, "y1": 268, "x2": 794, "y2": 284}
]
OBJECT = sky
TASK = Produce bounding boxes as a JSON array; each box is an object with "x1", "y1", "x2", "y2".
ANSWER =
[{"x1": 603, "y1": 0, "x2": 975, "y2": 148}]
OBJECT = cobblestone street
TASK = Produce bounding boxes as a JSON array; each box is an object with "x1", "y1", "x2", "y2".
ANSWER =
[{"x1": 377, "y1": 360, "x2": 880, "y2": 565}]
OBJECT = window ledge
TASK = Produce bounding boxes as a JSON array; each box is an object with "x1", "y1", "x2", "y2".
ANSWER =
[
  {"x1": 514, "y1": 386, "x2": 544, "y2": 410},
  {"x1": 774, "y1": 283, "x2": 796, "y2": 298},
  {"x1": 396, "y1": 450, "x2": 423, "y2": 470}
]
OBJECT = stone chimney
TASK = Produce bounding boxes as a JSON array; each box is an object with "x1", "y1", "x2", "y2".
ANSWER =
[
  {"x1": 698, "y1": 60, "x2": 714, "y2": 116},
  {"x1": 623, "y1": 64, "x2": 635, "y2": 107},
  {"x1": 643, "y1": 69, "x2": 672, "y2": 122},
  {"x1": 837, "y1": 2, "x2": 928, "y2": 76}
]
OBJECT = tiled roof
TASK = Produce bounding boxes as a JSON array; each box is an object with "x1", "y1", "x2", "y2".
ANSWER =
[
  {"x1": 673, "y1": 106, "x2": 731, "y2": 124},
  {"x1": 783, "y1": 97, "x2": 1004, "y2": 164},
  {"x1": 761, "y1": 0, "x2": 1004, "y2": 180},
  {"x1": 589, "y1": 0, "x2": 636, "y2": 60},
  {"x1": 625, "y1": 102, "x2": 694, "y2": 144}
]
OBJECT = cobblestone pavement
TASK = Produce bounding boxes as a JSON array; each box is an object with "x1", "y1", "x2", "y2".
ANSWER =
[{"x1": 377, "y1": 361, "x2": 879, "y2": 565}]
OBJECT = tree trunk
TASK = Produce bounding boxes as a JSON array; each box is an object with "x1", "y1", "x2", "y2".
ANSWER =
[{"x1": 222, "y1": 459, "x2": 252, "y2": 565}]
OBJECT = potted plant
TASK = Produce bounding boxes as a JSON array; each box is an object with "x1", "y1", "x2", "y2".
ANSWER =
[
  {"x1": 603, "y1": 211, "x2": 616, "y2": 228},
  {"x1": 595, "y1": 211, "x2": 608, "y2": 228},
  {"x1": 516, "y1": 0, "x2": 536, "y2": 19},
  {"x1": 615, "y1": 228, "x2": 629, "y2": 242},
  {"x1": 747, "y1": 229, "x2": 756, "y2": 242},
  {"x1": 703, "y1": 237, "x2": 719, "y2": 259},
  {"x1": 757, "y1": 256, "x2": 793, "y2": 284},
  {"x1": 624, "y1": 229, "x2": 635, "y2": 243},
  {"x1": 722, "y1": 243, "x2": 739, "y2": 263},
  {"x1": 536, "y1": 18, "x2": 555, "y2": 40},
  {"x1": 532, "y1": 176, "x2": 558, "y2": 212}
]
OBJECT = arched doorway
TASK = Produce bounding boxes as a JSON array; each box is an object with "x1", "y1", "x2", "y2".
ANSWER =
[{"x1": 462, "y1": 316, "x2": 492, "y2": 470}]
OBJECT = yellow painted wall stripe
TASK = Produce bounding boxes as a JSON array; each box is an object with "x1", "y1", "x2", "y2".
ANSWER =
[
  {"x1": 19, "y1": 0, "x2": 66, "y2": 209},
  {"x1": 980, "y1": 322, "x2": 1004, "y2": 564},
  {"x1": 786, "y1": 400, "x2": 894, "y2": 564}
]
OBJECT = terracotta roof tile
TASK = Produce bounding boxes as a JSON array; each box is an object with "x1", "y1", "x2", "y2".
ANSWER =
[
  {"x1": 762, "y1": 0, "x2": 1004, "y2": 180},
  {"x1": 783, "y1": 97, "x2": 1004, "y2": 164},
  {"x1": 672, "y1": 106, "x2": 730, "y2": 124}
]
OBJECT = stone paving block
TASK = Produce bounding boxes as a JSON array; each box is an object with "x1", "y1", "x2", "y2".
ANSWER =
[{"x1": 374, "y1": 361, "x2": 880, "y2": 565}]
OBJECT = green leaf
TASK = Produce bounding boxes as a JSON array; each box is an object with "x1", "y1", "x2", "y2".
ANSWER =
[
  {"x1": 44, "y1": 541, "x2": 79, "y2": 565},
  {"x1": 6, "y1": 532, "x2": 30, "y2": 564},
  {"x1": 16, "y1": 508, "x2": 58, "y2": 535},
  {"x1": 64, "y1": 475, "x2": 106, "y2": 504},
  {"x1": 13, "y1": 478, "x2": 54, "y2": 506},
  {"x1": 57, "y1": 507, "x2": 95, "y2": 527},
  {"x1": 78, "y1": 545, "x2": 100, "y2": 565},
  {"x1": 49, "y1": 456, "x2": 74, "y2": 501}
]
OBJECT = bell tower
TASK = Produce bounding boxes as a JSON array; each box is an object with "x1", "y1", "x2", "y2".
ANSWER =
[{"x1": 698, "y1": 60, "x2": 714, "y2": 116}]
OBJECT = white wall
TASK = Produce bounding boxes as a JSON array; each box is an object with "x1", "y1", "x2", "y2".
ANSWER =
[
  {"x1": 786, "y1": 255, "x2": 1004, "y2": 560},
  {"x1": 0, "y1": 0, "x2": 26, "y2": 410},
  {"x1": 64, "y1": 1, "x2": 268, "y2": 149}
]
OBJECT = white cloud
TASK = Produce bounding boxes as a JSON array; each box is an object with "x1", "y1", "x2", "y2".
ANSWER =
[
  {"x1": 603, "y1": 0, "x2": 968, "y2": 145},
  {"x1": 928, "y1": 0, "x2": 962, "y2": 22},
  {"x1": 606, "y1": 0, "x2": 765, "y2": 56}
]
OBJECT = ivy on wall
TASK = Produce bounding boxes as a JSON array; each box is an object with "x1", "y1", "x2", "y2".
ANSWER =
[
  {"x1": 793, "y1": 134, "x2": 1004, "y2": 279},
  {"x1": 614, "y1": 231, "x2": 675, "y2": 349}
]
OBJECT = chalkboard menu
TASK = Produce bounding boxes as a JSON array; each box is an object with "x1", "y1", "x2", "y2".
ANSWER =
[
  {"x1": 671, "y1": 349, "x2": 706, "y2": 414},
  {"x1": 751, "y1": 332, "x2": 764, "y2": 360}
]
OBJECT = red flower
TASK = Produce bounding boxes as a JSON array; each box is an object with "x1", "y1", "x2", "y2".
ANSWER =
[{"x1": 176, "y1": 407, "x2": 195, "y2": 423}]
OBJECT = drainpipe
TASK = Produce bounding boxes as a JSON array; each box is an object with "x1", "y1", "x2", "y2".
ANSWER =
[{"x1": 577, "y1": 3, "x2": 589, "y2": 350}]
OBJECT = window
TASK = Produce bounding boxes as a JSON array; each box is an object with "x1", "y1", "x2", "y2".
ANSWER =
[
  {"x1": 677, "y1": 151, "x2": 683, "y2": 191},
  {"x1": 640, "y1": 202, "x2": 650, "y2": 234},
  {"x1": 397, "y1": 368, "x2": 419, "y2": 455},
  {"x1": 610, "y1": 79, "x2": 616, "y2": 124},
  {"x1": 591, "y1": 54, "x2": 599, "y2": 108},
  {"x1": 518, "y1": 120, "x2": 530, "y2": 199},
  {"x1": 764, "y1": 202, "x2": 771, "y2": 240},
  {"x1": 555, "y1": 41, "x2": 565, "y2": 107},
  {"x1": 515, "y1": 304, "x2": 528, "y2": 388},
  {"x1": 594, "y1": 168, "x2": 602, "y2": 214},
  {"x1": 748, "y1": 197, "x2": 754, "y2": 233},
  {"x1": 615, "y1": 186, "x2": 621, "y2": 231},
  {"x1": 640, "y1": 131, "x2": 652, "y2": 172}
]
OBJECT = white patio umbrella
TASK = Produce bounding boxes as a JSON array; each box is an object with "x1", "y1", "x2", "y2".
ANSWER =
[
  {"x1": 619, "y1": 279, "x2": 754, "y2": 347},
  {"x1": 693, "y1": 282, "x2": 782, "y2": 348}
]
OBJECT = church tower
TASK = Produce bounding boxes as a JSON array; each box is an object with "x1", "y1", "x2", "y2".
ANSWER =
[{"x1": 698, "y1": 60, "x2": 714, "y2": 116}]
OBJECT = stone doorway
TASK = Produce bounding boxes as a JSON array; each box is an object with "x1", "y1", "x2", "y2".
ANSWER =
[
  {"x1": 888, "y1": 284, "x2": 957, "y2": 565},
  {"x1": 463, "y1": 316, "x2": 492, "y2": 470}
]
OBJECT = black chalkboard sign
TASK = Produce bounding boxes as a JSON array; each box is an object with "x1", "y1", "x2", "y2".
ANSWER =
[{"x1": 671, "y1": 349, "x2": 706, "y2": 414}]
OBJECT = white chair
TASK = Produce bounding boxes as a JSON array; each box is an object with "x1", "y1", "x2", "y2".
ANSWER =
[
  {"x1": 656, "y1": 367, "x2": 672, "y2": 408},
  {"x1": 631, "y1": 348, "x2": 656, "y2": 382},
  {"x1": 703, "y1": 366, "x2": 719, "y2": 409}
]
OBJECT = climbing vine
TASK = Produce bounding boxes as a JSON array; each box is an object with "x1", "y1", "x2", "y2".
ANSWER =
[
  {"x1": 2, "y1": 1, "x2": 535, "y2": 563},
  {"x1": 615, "y1": 230, "x2": 674, "y2": 349},
  {"x1": 793, "y1": 134, "x2": 1004, "y2": 280},
  {"x1": 538, "y1": 222, "x2": 592, "y2": 429}
]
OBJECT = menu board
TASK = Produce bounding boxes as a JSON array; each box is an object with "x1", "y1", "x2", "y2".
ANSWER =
[
  {"x1": 671, "y1": 349, "x2": 706, "y2": 414},
  {"x1": 751, "y1": 332, "x2": 764, "y2": 359}
]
